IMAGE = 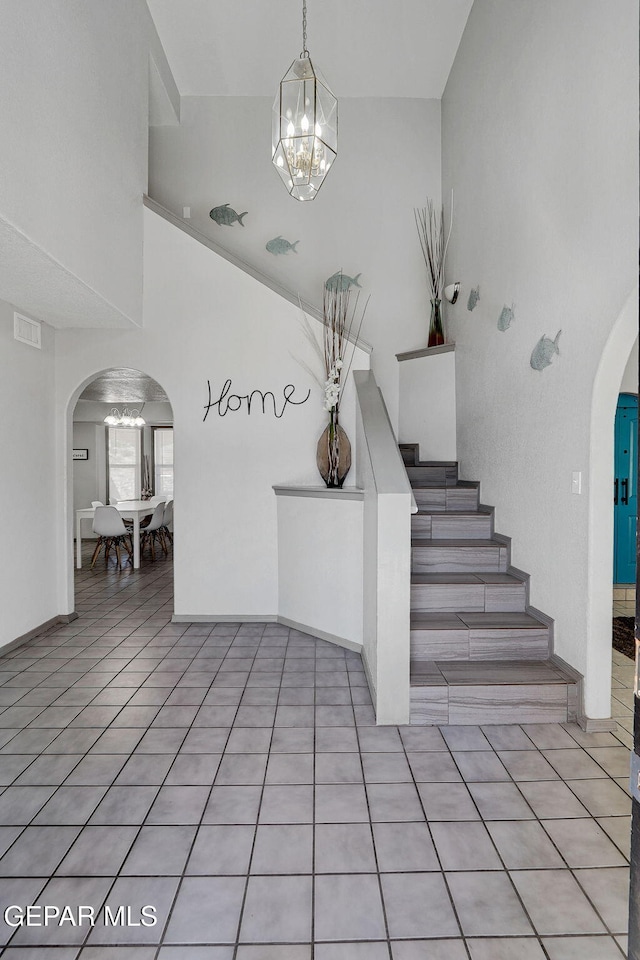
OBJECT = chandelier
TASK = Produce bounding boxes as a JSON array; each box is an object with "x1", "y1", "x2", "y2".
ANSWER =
[
  {"x1": 272, "y1": 0, "x2": 337, "y2": 201},
  {"x1": 104, "y1": 407, "x2": 146, "y2": 427}
]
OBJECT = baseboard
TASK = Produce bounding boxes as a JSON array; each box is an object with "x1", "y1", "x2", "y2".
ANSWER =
[
  {"x1": 1, "y1": 612, "x2": 79, "y2": 656},
  {"x1": 577, "y1": 715, "x2": 619, "y2": 733},
  {"x1": 172, "y1": 614, "x2": 278, "y2": 623},
  {"x1": 277, "y1": 616, "x2": 363, "y2": 654},
  {"x1": 171, "y1": 612, "x2": 363, "y2": 655},
  {"x1": 361, "y1": 649, "x2": 377, "y2": 710}
]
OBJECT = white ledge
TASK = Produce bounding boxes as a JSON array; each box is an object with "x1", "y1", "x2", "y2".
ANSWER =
[
  {"x1": 273, "y1": 484, "x2": 364, "y2": 501},
  {"x1": 396, "y1": 343, "x2": 455, "y2": 362}
]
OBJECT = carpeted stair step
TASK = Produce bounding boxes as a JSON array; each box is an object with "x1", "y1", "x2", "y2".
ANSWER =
[
  {"x1": 411, "y1": 538, "x2": 508, "y2": 574},
  {"x1": 412, "y1": 510, "x2": 493, "y2": 540},
  {"x1": 410, "y1": 611, "x2": 549, "y2": 661},
  {"x1": 409, "y1": 658, "x2": 579, "y2": 725},
  {"x1": 410, "y1": 572, "x2": 526, "y2": 613}
]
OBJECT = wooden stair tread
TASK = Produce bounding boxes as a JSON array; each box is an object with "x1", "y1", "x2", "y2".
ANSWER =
[
  {"x1": 410, "y1": 480, "x2": 477, "y2": 489},
  {"x1": 411, "y1": 572, "x2": 523, "y2": 584},
  {"x1": 412, "y1": 538, "x2": 502, "y2": 547},
  {"x1": 410, "y1": 611, "x2": 547, "y2": 629},
  {"x1": 410, "y1": 659, "x2": 575, "y2": 687},
  {"x1": 415, "y1": 509, "x2": 490, "y2": 517}
]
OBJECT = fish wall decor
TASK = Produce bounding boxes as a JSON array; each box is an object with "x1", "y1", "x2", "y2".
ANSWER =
[
  {"x1": 467, "y1": 286, "x2": 480, "y2": 311},
  {"x1": 209, "y1": 204, "x2": 248, "y2": 227},
  {"x1": 530, "y1": 330, "x2": 562, "y2": 371},
  {"x1": 325, "y1": 271, "x2": 362, "y2": 293},
  {"x1": 497, "y1": 304, "x2": 515, "y2": 332},
  {"x1": 266, "y1": 236, "x2": 299, "y2": 256}
]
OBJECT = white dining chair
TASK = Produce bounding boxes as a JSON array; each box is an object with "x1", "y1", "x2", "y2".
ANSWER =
[
  {"x1": 91, "y1": 501, "x2": 104, "y2": 508},
  {"x1": 140, "y1": 502, "x2": 167, "y2": 561},
  {"x1": 91, "y1": 506, "x2": 133, "y2": 570},
  {"x1": 160, "y1": 499, "x2": 173, "y2": 547}
]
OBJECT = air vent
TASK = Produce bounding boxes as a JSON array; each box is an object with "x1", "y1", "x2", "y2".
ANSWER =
[{"x1": 14, "y1": 313, "x2": 41, "y2": 349}]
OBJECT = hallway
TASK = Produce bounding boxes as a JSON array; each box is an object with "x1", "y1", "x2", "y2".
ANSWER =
[{"x1": 0, "y1": 550, "x2": 631, "y2": 957}]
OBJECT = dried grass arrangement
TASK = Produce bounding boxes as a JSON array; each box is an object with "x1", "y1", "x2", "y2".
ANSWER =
[
  {"x1": 298, "y1": 278, "x2": 369, "y2": 486},
  {"x1": 414, "y1": 196, "x2": 453, "y2": 346}
]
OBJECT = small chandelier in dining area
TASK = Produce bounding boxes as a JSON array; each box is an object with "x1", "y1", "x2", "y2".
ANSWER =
[
  {"x1": 272, "y1": 0, "x2": 337, "y2": 201},
  {"x1": 104, "y1": 407, "x2": 146, "y2": 428}
]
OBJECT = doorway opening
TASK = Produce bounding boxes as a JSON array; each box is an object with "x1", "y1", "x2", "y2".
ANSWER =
[{"x1": 70, "y1": 367, "x2": 174, "y2": 599}]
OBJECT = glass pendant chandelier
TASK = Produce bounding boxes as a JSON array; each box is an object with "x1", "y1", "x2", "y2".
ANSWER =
[{"x1": 272, "y1": 0, "x2": 337, "y2": 201}]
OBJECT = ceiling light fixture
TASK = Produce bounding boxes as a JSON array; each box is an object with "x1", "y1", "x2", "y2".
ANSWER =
[
  {"x1": 272, "y1": 0, "x2": 337, "y2": 201},
  {"x1": 104, "y1": 406, "x2": 146, "y2": 428}
]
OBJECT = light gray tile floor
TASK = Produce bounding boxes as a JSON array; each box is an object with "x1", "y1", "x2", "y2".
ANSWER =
[{"x1": 0, "y1": 548, "x2": 632, "y2": 956}]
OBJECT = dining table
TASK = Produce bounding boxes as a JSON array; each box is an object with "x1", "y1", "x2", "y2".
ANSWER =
[{"x1": 75, "y1": 501, "x2": 157, "y2": 569}]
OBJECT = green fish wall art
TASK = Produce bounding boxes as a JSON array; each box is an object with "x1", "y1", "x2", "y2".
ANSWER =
[
  {"x1": 266, "y1": 236, "x2": 299, "y2": 256},
  {"x1": 209, "y1": 203, "x2": 248, "y2": 227},
  {"x1": 497, "y1": 303, "x2": 515, "y2": 332},
  {"x1": 325, "y1": 271, "x2": 362, "y2": 293},
  {"x1": 467, "y1": 286, "x2": 480, "y2": 311},
  {"x1": 530, "y1": 330, "x2": 562, "y2": 371}
]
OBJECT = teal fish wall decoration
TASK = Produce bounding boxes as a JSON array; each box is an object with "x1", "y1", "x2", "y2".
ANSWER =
[
  {"x1": 325, "y1": 271, "x2": 362, "y2": 293},
  {"x1": 209, "y1": 204, "x2": 248, "y2": 227},
  {"x1": 530, "y1": 330, "x2": 562, "y2": 371},
  {"x1": 467, "y1": 286, "x2": 480, "y2": 311},
  {"x1": 497, "y1": 304, "x2": 515, "y2": 332},
  {"x1": 266, "y1": 236, "x2": 299, "y2": 256}
]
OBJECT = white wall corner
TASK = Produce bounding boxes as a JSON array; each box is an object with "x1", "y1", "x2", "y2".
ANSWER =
[{"x1": 398, "y1": 346, "x2": 457, "y2": 462}]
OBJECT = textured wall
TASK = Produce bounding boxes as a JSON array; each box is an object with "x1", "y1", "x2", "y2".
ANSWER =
[{"x1": 442, "y1": 0, "x2": 638, "y2": 716}]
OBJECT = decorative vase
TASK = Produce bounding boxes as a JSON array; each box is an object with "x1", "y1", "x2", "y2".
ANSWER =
[
  {"x1": 428, "y1": 297, "x2": 445, "y2": 347},
  {"x1": 316, "y1": 412, "x2": 352, "y2": 488}
]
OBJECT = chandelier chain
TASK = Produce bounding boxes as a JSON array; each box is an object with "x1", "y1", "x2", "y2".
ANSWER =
[{"x1": 301, "y1": 0, "x2": 308, "y2": 57}]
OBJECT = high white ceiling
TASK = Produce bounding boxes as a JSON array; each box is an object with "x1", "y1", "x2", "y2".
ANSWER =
[{"x1": 146, "y1": 0, "x2": 473, "y2": 99}]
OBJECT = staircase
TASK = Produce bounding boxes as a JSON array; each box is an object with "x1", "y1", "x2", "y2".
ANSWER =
[{"x1": 401, "y1": 444, "x2": 580, "y2": 725}]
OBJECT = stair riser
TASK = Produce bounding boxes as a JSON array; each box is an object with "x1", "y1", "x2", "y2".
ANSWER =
[
  {"x1": 412, "y1": 488, "x2": 479, "y2": 511},
  {"x1": 411, "y1": 628, "x2": 549, "y2": 662},
  {"x1": 406, "y1": 465, "x2": 458, "y2": 484},
  {"x1": 411, "y1": 582, "x2": 526, "y2": 613},
  {"x1": 411, "y1": 515, "x2": 493, "y2": 540},
  {"x1": 400, "y1": 446, "x2": 419, "y2": 466},
  {"x1": 410, "y1": 683, "x2": 574, "y2": 725},
  {"x1": 412, "y1": 546, "x2": 508, "y2": 575}
]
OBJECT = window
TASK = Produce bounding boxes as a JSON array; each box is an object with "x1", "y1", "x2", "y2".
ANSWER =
[
  {"x1": 154, "y1": 428, "x2": 174, "y2": 498},
  {"x1": 108, "y1": 428, "x2": 141, "y2": 502}
]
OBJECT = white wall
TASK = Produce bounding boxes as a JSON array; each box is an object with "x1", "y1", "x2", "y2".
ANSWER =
[
  {"x1": 398, "y1": 347, "x2": 457, "y2": 461},
  {"x1": 149, "y1": 96, "x2": 441, "y2": 426},
  {"x1": 442, "y1": 0, "x2": 638, "y2": 717},
  {"x1": 72, "y1": 422, "x2": 106, "y2": 512},
  {"x1": 276, "y1": 492, "x2": 364, "y2": 647},
  {"x1": 0, "y1": 0, "x2": 169, "y2": 328},
  {"x1": 0, "y1": 300, "x2": 57, "y2": 646},
  {"x1": 620, "y1": 337, "x2": 638, "y2": 395},
  {"x1": 55, "y1": 207, "x2": 369, "y2": 620}
]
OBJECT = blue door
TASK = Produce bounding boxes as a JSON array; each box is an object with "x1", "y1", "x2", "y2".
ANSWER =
[{"x1": 614, "y1": 393, "x2": 638, "y2": 584}]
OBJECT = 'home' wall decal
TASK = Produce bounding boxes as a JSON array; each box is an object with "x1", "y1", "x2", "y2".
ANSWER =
[{"x1": 203, "y1": 380, "x2": 311, "y2": 420}]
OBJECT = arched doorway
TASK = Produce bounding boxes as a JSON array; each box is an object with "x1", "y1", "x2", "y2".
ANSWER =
[
  {"x1": 586, "y1": 289, "x2": 638, "y2": 721},
  {"x1": 67, "y1": 367, "x2": 174, "y2": 608}
]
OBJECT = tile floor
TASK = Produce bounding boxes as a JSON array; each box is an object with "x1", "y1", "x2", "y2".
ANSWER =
[
  {"x1": 0, "y1": 548, "x2": 633, "y2": 958},
  {"x1": 613, "y1": 585, "x2": 636, "y2": 620}
]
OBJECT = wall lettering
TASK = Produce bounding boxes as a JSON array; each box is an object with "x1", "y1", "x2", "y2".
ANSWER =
[{"x1": 203, "y1": 379, "x2": 311, "y2": 421}]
